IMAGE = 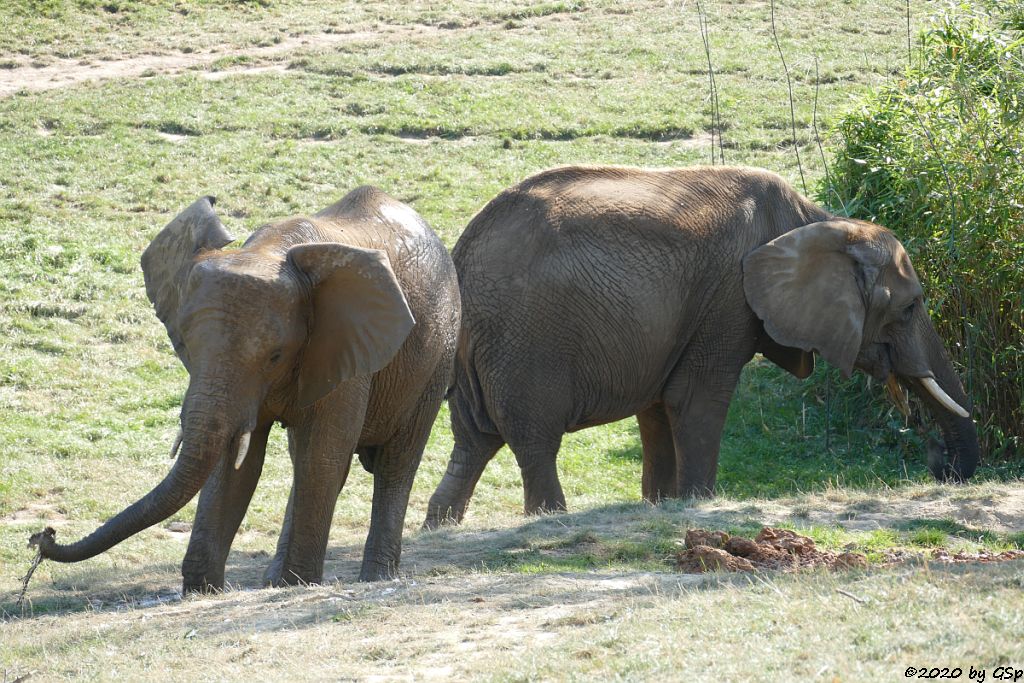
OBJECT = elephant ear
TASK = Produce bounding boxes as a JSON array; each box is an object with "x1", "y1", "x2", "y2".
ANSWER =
[
  {"x1": 742, "y1": 220, "x2": 885, "y2": 378},
  {"x1": 288, "y1": 242, "x2": 415, "y2": 408},
  {"x1": 141, "y1": 196, "x2": 234, "y2": 363}
]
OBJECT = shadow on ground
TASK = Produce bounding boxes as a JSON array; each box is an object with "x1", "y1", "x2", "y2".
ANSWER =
[{"x1": 6, "y1": 480, "x2": 1024, "y2": 619}]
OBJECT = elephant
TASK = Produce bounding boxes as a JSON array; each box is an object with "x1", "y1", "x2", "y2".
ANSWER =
[
  {"x1": 30, "y1": 186, "x2": 460, "y2": 591},
  {"x1": 424, "y1": 164, "x2": 978, "y2": 528}
]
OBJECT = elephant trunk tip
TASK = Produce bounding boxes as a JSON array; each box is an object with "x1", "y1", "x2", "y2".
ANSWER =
[{"x1": 28, "y1": 526, "x2": 58, "y2": 558}]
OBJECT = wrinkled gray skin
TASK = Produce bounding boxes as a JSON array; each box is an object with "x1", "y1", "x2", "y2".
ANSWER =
[
  {"x1": 424, "y1": 165, "x2": 978, "y2": 528},
  {"x1": 30, "y1": 187, "x2": 460, "y2": 591}
]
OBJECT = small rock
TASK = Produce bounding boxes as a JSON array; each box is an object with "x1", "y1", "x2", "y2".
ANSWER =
[{"x1": 166, "y1": 521, "x2": 192, "y2": 533}]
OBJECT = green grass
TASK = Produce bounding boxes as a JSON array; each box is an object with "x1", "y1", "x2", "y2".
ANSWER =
[
  {"x1": 0, "y1": 0, "x2": 936, "y2": 533},
  {"x1": 825, "y1": 0, "x2": 1024, "y2": 456},
  {"x1": 0, "y1": 0, "x2": 1023, "y2": 677}
]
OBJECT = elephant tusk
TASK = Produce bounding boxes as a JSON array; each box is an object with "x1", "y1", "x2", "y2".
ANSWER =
[
  {"x1": 234, "y1": 431, "x2": 252, "y2": 470},
  {"x1": 920, "y1": 377, "x2": 969, "y2": 418},
  {"x1": 885, "y1": 375, "x2": 910, "y2": 418},
  {"x1": 169, "y1": 428, "x2": 183, "y2": 459}
]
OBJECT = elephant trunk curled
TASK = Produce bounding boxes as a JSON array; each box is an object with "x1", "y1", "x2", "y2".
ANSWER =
[
  {"x1": 29, "y1": 407, "x2": 234, "y2": 563},
  {"x1": 907, "y1": 372, "x2": 979, "y2": 482}
]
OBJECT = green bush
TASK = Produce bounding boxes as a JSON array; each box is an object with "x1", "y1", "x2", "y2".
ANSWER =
[{"x1": 825, "y1": 1, "x2": 1023, "y2": 458}]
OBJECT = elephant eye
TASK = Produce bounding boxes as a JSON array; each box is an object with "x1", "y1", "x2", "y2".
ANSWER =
[
  {"x1": 901, "y1": 301, "x2": 915, "y2": 320},
  {"x1": 269, "y1": 350, "x2": 283, "y2": 364}
]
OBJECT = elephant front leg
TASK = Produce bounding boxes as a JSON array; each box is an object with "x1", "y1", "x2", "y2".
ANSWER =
[
  {"x1": 182, "y1": 425, "x2": 270, "y2": 593},
  {"x1": 264, "y1": 416, "x2": 357, "y2": 587}
]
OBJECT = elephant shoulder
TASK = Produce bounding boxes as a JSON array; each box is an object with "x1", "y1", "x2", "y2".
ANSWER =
[{"x1": 314, "y1": 187, "x2": 441, "y2": 252}]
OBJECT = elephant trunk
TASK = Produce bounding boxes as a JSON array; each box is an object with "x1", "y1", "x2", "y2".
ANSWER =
[
  {"x1": 29, "y1": 411, "x2": 234, "y2": 563},
  {"x1": 903, "y1": 340, "x2": 980, "y2": 481}
]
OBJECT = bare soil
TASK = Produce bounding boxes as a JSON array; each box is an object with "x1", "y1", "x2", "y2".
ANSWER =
[
  {"x1": 683, "y1": 484, "x2": 1024, "y2": 533},
  {"x1": 4, "y1": 485, "x2": 1024, "y2": 680},
  {"x1": 0, "y1": 25, "x2": 435, "y2": 98}
]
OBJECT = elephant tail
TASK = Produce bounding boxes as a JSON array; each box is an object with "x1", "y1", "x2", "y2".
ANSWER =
[{"x1": 449, "y1": 333, "x2": 498, "y2": 436}]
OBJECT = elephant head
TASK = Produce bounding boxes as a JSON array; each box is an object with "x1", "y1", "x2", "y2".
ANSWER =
[
  {"x1": 742, "y1": 218, "x2": 978, "y2": 481},
  {"x1": 30, "y1": 196, "x2": 415, "y2": 562}
]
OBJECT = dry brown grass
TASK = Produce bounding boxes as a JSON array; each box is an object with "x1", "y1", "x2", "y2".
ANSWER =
[{"x1": 4, "y1": 483, "x2": 1024, "y2": 680}]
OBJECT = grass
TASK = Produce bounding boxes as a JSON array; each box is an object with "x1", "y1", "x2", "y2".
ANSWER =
[
  {"x1": 2, "y1": 545, "x2": 1023, "y2": 680},
  {"x1": 0, "y1": 0, "x2": 1022, "y2": 678}
]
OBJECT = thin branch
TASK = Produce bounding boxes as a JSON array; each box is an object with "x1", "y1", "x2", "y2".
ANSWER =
[
  {"x1": 906, "y1": 0, "x2": 912, "y2": 69},
  {"x1": 808, "y1": 55, "x2": 839, "y2": 449},
  {"x1": 16, "y1": 549, "x2": 43, "y2": 616},
  {"x1": 770, "y1": 0, "x2": 807, "y2": 193},
  {"x1": 836, "y1": 588, "x2": 870, "y2": 604},
  {"x1": 696, "y1": 0, "x2": 724, "y2": 164},
  {"x1": 812, "y1": 56, "x2": 847, "y2": 215}
]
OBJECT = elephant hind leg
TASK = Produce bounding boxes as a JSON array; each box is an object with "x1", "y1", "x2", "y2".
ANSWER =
[
  {"x1": 361, "y1": 383, "x2": 450, "y2": 581},
  {"x1": 424, "y1": 433, "x2": 504, "y2": 529},
  {"x1": 424, "y1": 392, "x2": 504, "y2": 529},
  {"x1": 637, "y1": 404, "x2": 676, "y2": 503},
  {"x1": 506, "y1": 433, "x2": 566, "y2": 516}
]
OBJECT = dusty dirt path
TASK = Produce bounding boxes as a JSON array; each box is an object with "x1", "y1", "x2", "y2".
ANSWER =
[
  {"x1": 690, "y1": 484, "x2": 1024, "y2": 533},
  {"x1": 0, "y1": 24, "x2": 434, "y2": 98},
  {"x1": 0, "y1": 6, "x2": 588, "y2": 99},
  {"x1": 4, "y1": 483, "x2": 1023, "y2": 679}
]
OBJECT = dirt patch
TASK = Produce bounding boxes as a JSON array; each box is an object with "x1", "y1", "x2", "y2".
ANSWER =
[
  {"x1": 676, "y1": 545, "x2": 755, "y2": 572},
  {"x1": 685, "y1": 484, "x2": 1024, "y2": 534},
  {"x1": 657, "y1": 130, "x2": 714, "y2": 149},
  {"x1": 0, "y1": 8, "x2": 582, "y2": 99},
  {"x1": 0, "y1": 26, "x2": 433, "y2": 98},
  {"x1": 676, "y1": 527, "x2": 868, "y2": 573},
  {"x1": 928, "y1": 548, "x2": 1024, "y2": 564},
  {"x1": 676, "y1": 526, "x2": 1024, "y2": 574},
  {"x1": 7, "y1": 502, "x2": 65, "y2": 524}
]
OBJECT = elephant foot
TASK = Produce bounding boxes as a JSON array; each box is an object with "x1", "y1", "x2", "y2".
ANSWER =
[
  {"x1": 263, "y1": 558, "x2": 323, "y2": 587},
  {"x1": 358, "y1": 558, "x2": 399, "y2": 582},
  {"x1": 422, "y1": 502, "x2": 467, "y2": 530},
  {"x1": 182, "y1": 578, "x2": 224, "y2": 595},
  {"x1": 676, "y1": 481, "x2": 716, "y2": 500},
  {"x1": 523, "y1": 482, "x2": 567, "y2": 516},
  {"x1": 520, "y1": 458, "x2": 566, "y2": 516},
  {"x1": 523, "y1": 499, "x2": 568, "y2": 516},
  {"x1": 181, "y1": 556, "x2": 225, "y2": 595}
]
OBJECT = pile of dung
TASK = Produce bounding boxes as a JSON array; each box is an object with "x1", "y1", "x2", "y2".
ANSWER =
[{"x1": 675, "y1": 527, "x2": 868, "y2": 573}]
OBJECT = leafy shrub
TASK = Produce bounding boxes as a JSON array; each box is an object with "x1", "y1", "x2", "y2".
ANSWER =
[{"x1": 824, "y1": 1, "x2": 1024, "y2": 458}]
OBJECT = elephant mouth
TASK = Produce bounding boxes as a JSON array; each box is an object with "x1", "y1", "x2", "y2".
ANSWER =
[
  {"x1": 888, "y1": 373, "x2": 970, "y2": 419},
  {"x1": 885, "y1": 374, "x2": 912, "y2": 417},
  {"x1": 886, "y1": 374, "x2": 978, "y2": 482}
]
